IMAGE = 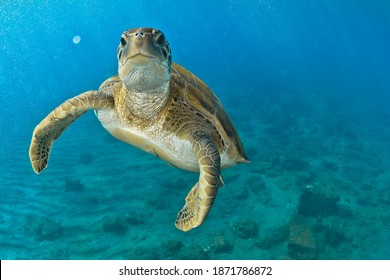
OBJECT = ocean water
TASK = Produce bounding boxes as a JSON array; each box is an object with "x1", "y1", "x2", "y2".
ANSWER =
[{"x1": 1, "y1": 0, "x2": 389, "y2": 260}]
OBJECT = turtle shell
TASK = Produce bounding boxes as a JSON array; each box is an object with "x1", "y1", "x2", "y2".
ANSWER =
[{"x1": 169, "y1": 63, "x2": 249, "y2": 163}]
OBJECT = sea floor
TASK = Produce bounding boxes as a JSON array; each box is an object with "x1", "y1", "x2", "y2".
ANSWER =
[{"x1": 1, "y1": 84, "x2": 390, "y2": 260}]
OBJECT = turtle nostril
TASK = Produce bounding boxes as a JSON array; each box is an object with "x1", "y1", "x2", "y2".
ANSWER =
[{"x1": 135, "y1": 32, "x2": 144, "y2": 37}]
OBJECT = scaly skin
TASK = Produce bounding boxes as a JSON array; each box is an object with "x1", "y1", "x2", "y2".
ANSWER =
[{"x1": 29, "y1": 90, "x2": 114, "y2": 174}]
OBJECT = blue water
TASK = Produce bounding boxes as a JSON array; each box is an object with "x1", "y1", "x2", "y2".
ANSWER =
[{"x1": 1, "y1": 0, "x2": 390, "y2": 259}]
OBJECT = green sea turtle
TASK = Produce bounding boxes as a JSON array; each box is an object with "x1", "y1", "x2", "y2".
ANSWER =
[{"x1": 29, "y1": 27, "x2": 249, "y2": 231}]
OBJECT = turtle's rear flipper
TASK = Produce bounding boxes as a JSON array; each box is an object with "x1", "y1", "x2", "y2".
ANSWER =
[
  {"x1": 175, "y1": 135, "x2": 220, "y2": 231},
  {"x1": 29, "y1": 90, "x2": 114, "y2": 174}
]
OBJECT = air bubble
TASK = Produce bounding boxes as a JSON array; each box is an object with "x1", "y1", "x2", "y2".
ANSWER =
[{"x1": 72, "y1": 35, "x2": 81, "y2": 44}]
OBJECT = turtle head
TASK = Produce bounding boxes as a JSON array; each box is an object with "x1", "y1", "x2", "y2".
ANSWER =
[{"x1": 117, "y1": 27, "x2": 172, "y2": 92}]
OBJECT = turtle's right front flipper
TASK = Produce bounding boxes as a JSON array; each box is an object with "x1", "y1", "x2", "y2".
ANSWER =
[{"x1": 29, "y1": 90, "x2": 114, "y2": 174}]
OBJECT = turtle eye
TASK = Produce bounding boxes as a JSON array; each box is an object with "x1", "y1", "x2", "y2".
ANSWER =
[
  {"x1": 120, "y1": 37, "x2": 127, "y2": 47},
  {"x1": 155, "y1": 35, "x2": 165, "y2": 45}
]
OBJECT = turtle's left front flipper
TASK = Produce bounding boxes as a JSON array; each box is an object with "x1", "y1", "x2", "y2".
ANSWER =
[
  {"x1": 175, "y1": 134, "x2": 221, "y2": 231},
  {"x1": 29, "y1": 90, "x2": 114, "y2": 174}
]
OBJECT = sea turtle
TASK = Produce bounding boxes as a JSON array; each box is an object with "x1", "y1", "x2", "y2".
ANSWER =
[{"x1": 29, "y1": 27, "x2": 249, "y2": 231}]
